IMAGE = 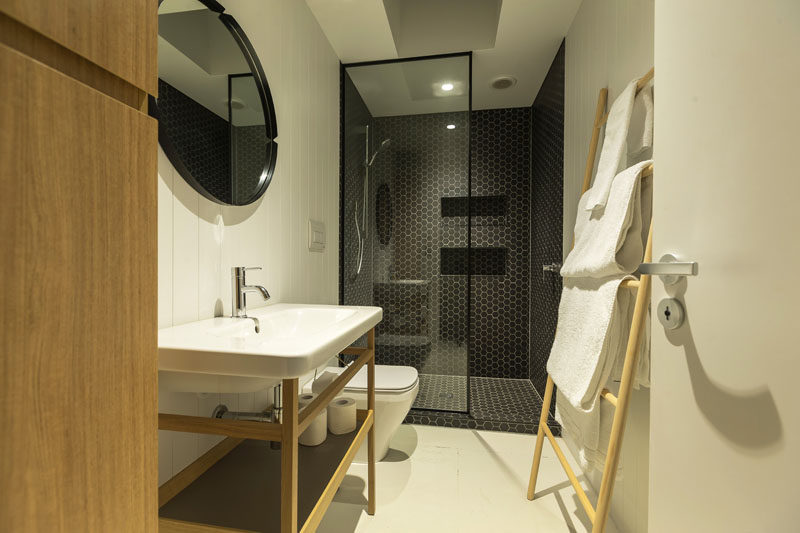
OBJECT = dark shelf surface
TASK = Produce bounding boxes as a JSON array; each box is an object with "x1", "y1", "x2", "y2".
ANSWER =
[{"x1": 159, "y1": 418, "x2": 367, "y2": 532}]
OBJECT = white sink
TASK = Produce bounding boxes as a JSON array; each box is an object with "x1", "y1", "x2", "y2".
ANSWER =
[{"x1": 158, "y1": 303, "x2": 382, "y2": 393}]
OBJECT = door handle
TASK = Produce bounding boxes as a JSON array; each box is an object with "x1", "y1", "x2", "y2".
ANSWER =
[{"x1": 637, "y1": 253, "x2": 698, "y2": 285}]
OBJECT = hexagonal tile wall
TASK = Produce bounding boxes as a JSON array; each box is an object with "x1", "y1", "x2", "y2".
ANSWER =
[
  {"x1": 340, "y1": 48, "x2": 565, "y2": 435},
  {"x1": 158, "y1": 79, "x2": 231, "y2": 203}
]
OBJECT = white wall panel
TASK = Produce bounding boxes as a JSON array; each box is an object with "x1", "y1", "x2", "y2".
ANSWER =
[
  {"x1": 157, "y1": 0, "x2": 341, "y2": 483},
  {"x1": 563, "y1": 1, "x2": 654, "y2": 530}
]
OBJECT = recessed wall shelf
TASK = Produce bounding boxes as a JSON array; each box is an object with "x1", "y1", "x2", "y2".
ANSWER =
[
  {"x1": 440, "y1": 247, "x2": 508, "y2": 275},
  {"x1": 441, "y1": 195, "x2": 507, "y2": 217}
]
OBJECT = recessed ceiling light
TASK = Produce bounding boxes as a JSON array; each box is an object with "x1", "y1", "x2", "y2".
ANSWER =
[
  {"x1": 228, "y1": 97, "x2": 246, "y2": 110},
  {"x1": 441, "y1": 82, "x2": 454, "y2": 92},
  {"x1": 491, "y1": 76, "x2": 517, "y2": 90},
  {"x1": 446, "y1": 124, "x2": 456, "y2": 130}
]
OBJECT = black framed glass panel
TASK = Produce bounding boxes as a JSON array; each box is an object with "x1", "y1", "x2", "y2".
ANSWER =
[{"x1": 341, "y1": 54, "x2": 471, "y2": 413}]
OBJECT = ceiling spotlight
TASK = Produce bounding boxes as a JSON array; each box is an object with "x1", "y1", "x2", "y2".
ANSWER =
[
  {"x1": 446, "y1": 124, "x2": 456, "y2": 130},
  {"x1": 441, "y1": 82, "x2": 454, "y2": 91}
]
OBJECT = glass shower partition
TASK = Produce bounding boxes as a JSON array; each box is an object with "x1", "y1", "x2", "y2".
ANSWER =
[{"x1": 341, "y1": 54, "x2": 471, "y2": 413}]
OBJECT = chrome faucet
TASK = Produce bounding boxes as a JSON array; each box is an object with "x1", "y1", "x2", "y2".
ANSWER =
[{"x1": 231, "y1": 267, "x2": 270, "y2": 332}]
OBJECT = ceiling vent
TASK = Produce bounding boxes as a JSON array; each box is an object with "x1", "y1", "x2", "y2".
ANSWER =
[{"x1": 491, "y1": 76, "x2": 517, "y2": 90}]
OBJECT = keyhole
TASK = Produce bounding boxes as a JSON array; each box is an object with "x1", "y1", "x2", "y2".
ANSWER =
[{"x1": 664, "y1": 306, "x2": 671, "y2": 321}]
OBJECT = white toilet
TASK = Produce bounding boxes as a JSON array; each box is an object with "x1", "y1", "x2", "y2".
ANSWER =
[{"x1": 306, "y1": 364, "x2": 418, "y2": 462}]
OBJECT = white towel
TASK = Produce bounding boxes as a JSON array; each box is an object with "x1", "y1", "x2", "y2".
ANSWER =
[
  {"x1": 583, "y1": 79, "x2": 638, "y2": 211},
  {"x1": 583, "y1": 79, "x2": 654, "y2": 212},
  {"x1": 547, "y1": 276, "x2": 635, "y2": 448},
  {"x1": 548, "y1": 161, "x2": 653, "y2": 461},
  {"x1": 628, "y1": 85, "x2": 654, "y2": 159},
  {"x1": 556, "y1": 391, "x2": 618, "y2": 473},
  {"x1": 555, "y1": 305, "x2": 651, "y2": 473},
  {"x1": 561, "y1": 160, "x2": 653, "y2": 278}
]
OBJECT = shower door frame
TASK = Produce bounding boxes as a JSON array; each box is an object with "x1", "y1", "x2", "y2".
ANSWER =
[{"x1": 338, "y1": 51, "x2": 474, "y2": 414}]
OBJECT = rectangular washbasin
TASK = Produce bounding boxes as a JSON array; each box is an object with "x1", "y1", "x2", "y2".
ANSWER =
[{"x1": 158, "y1": 303, "x2": 382, "y2": 393}]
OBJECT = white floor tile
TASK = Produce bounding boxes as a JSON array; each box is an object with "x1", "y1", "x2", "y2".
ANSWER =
[{"x1": 318, "y1": 425, "x2": 619, "y2": 533}]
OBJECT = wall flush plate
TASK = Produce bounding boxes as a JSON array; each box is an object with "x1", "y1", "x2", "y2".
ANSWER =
[{"x1": 308, "y1": 220, "x2": 325, "y2": 252}]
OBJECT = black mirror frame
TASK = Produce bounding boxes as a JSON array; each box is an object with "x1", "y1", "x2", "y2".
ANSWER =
[{"x1": 149, "y1": 0, "x2": 278, "y2": 206}]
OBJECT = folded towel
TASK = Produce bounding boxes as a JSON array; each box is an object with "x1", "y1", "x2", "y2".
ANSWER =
[
  {"x1": 583, "y1": 78, "x2": 655, "y2": 212},
  {"x1": 547, "y1": 276, "x2": 635, "y2": 445},
  {"x1": 557, "y1": 391, "x2": 621, "y2": 474},
  {"x1": 562, "y1": 160, "x2": 653, "y2": 279},
  {"x1": 555, "y1": 305, "x2": 651, "y2": 473},
  {"x1": 583, "y1": 79, "x2": 638, "y2": 211},
  {"x1": 549, "y1": 159, "x2": 653, "y2": 458},
  {"x1": 628, "y1": 84, "x2": 654, "y2": 159},
  {"x1": 610, "y1": 307, "x2": 651, "y2": 389}
]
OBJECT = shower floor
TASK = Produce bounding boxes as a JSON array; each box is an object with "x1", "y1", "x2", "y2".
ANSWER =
[
  {"x1": 411, "y1": 374, "x2": 555, "y2": 434},
  {"x1": 414, "y1": 374, "x2": 468, "y2": 411}
]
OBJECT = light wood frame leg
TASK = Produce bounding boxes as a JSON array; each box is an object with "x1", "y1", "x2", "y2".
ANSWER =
[
  {"x1": 592, "y1": 225, "x2": 653, "y2": 533},
  {"x1": 281, "y1": 378, "x2": 299, "y2": 533},
  {"x1": 367, "y1": 328, "x2": 376, "y2": 515},
  {"x1": 527, "y1": 375, "x2": 555, "y2": 500}
]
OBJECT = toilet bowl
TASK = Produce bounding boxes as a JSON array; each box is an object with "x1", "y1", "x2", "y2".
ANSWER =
[{"x1": 306, "y1": 364, "x2": 418, "y2": 462}]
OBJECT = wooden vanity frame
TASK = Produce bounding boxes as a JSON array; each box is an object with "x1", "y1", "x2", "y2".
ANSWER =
[{"x1": 157, "y1": 329, "x2": 377, "y2": 533}]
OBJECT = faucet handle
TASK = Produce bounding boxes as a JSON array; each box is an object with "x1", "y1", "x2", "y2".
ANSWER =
[
  {"x1": 243, "y1": 267, "x2": 261, "y2": 281},
  {"x1": 232, "y1": 266, "x2": 262, "y2": 283}
]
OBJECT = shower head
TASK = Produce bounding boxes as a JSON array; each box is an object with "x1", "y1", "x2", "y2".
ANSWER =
[{"x1": 367, "y1": 138, "x2": 391, "y2": 167}]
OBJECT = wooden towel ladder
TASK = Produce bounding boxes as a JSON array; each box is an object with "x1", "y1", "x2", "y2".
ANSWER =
[{"x1": 526, "y1": 67, "x2": 655, "y2": 533}]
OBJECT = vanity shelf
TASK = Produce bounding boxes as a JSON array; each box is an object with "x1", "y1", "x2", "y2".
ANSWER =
[
  {"x1": 157, "y1": 329, "x2": 377, "y2": 533},
  {"x1": 160, "y1": 410, "x2": 372, "y2": 532}
]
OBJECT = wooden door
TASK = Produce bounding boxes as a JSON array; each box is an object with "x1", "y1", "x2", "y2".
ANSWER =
[
  {"x1": 0, "y1": 42, "x2": 157, "y2": 531},
  {"x1": 0, "y1": 0, "x2": 157, "y2": 94}
]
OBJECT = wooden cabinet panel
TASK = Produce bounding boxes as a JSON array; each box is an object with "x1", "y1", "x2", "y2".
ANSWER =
[
  {"x1": 0, "y1": 0, "x2": 156, "y2": 95},
  {"x1": 0, "y1": 43, "x2": 157, "y2": 531}
]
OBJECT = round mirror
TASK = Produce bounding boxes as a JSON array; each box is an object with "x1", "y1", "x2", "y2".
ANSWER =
[{"x1": 151, "y1": 0, "x2": 277, "y2": 205}]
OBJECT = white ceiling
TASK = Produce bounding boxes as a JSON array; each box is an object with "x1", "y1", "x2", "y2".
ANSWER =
[
  {"x1": 383, "y1": 0, "x2": 502, "y2": 58},
  {"x1": 157, "y1": 4, "x2": 265, "y2": 126},
  {"x1": 347, "y1": 56, "x2": 469, "y2": 117},
  {"x1": 306, "y1": 0, "x2": 581, "y2": 111}
]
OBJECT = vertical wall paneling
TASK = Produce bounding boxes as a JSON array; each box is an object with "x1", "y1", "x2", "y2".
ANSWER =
[
  {"x1": 157, "y1": 0, "x2": 341, "y2": 483},
  {"x1": 564, "y1": 1, "x2": 654, "y2": 531}
]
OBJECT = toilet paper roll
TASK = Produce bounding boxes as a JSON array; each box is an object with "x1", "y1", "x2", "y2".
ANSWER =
[
  {"x1": 299, "y1": 407, "x2": 327, "y2": 447},
  {"x1": 298, "y1": 392, "x2": 316, "y2": 408},
  {"x1": 327, "y1": 397, "x2": 357, "y2": 435},
  {"x1": 312, "y1": 371, "x2": 339, "y2": 395}
]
